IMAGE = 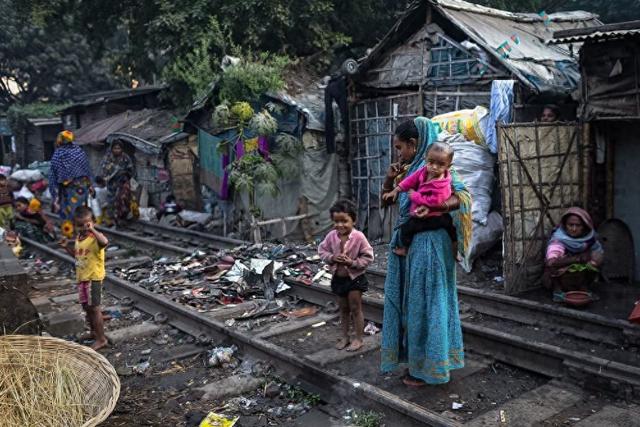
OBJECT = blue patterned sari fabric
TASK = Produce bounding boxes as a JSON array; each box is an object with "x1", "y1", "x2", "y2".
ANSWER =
[{"x1": 380, "y1": 117, "x2": 469, "y2": 384}]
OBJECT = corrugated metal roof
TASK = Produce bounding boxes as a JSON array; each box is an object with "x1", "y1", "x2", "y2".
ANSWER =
[
  {"x1": 74, "y1": 109, "x2": 182, "y2": 154},
  {"x1": 550, "y1": 29, "x2": 640, "y2": 44},
  {"x1": 434, "y1": 0, "x2": 600, "y2": 93},
  {"x1": 27, "y1": 117, "x2": 62, "y2": 126},
  {"x1": 357, "y1": 0, "x2": 601, "y2": 94},
  {"x1": 62, "y1": 86, "x2": 166, "y2": 112},
  {"x1": 437, "y1": 0, "x2": 596, "y2": 22}
]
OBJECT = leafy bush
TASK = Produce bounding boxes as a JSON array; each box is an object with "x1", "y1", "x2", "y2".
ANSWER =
[{"x1": 218, "y1": 53, "x2": 290, "y2": 104}]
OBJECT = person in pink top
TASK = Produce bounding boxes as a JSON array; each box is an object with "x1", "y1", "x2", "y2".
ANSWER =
[
  {"x1": 383, "y1": 141, "x2": 457, "y2": 257},
  {"x1": 318, "y1": 199, "x2": 374, "y2": 352}
]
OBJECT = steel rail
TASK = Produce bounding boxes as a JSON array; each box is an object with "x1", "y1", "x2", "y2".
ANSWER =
[
  {"x1": 22, "y1": 236, "x2": 459, "y2": 427},
  {"x1": 282, "y1": 279, "x2": 640, "y2": 397},
  {"x1": 366, "y1": 268, "x2": 640, "y2": 347},
  {"x1": 36, "y1": 218, "x2": 640, "y2": 396}
]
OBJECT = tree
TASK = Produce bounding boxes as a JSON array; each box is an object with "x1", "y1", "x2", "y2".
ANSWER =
[{"x1": 0, "y1": 0, "x2": 115, "y2": 108}]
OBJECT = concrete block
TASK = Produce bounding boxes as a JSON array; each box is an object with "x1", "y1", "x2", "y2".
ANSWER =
[
  {"x1": 306, "y1": 334, "x2": 381, "y2": 366},
  {"x1": 575, "y1": 405, "x2": 640, "y2": 426},
  {"x1": 197, "y1": 374, "x2": 262, "y2": 401},
  {"x1": 51, "y1": 293, "x2": 78, "y2": 305},
  {"x1": 106, "y1": 322, "x2": 161, "y2": 344},
  {"x1": 30, "y1": 296, "x2": 53, "y2": 313},
  {"x1": 44, "y1": 311, "x2": 85, "y2": 337},
  {"x1": 257, "y1": 314, "x2": 339, "y2": 339},
  {"x1": 292, "y1": 408, "x2": 347, "y2": 427},
  {"x1": 32, "y1": 279, "x2": 74, "y2": 291},
  {"x1": 466, "y1": 384, "x2": 581, "y2": 427}
]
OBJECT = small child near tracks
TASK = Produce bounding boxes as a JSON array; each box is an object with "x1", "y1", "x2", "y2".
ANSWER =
[
  {"x1": 0, "y1": 174, "x2": 13, "y2": 230},
  {"x1": 383, "y1": 141, "x2": 458, "y2": 257},
  {"x1": 318, "y1": 200, "x2": 374, "y2": 352},
  {"x1": 60, "y1": 206, "x2": 109, "y2": 351}
]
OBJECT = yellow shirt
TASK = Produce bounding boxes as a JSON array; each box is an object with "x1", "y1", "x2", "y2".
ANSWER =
[{"x1": 75, "y1": 233, "x2": 106, "y2": 282}]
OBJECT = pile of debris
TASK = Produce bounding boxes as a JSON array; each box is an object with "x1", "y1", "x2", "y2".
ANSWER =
[{"x1": 113, "y1": 243, "x2": 332, "y2": 314}]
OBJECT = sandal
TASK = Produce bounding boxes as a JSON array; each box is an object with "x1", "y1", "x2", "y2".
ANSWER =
[{"x1": 402, "y1": 375, "x2": 426, "y2": 387}]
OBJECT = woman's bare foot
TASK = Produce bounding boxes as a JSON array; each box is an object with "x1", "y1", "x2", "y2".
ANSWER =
[
  {"x1": 346, "y1": 338, "x2": 363, "y2": 352},
  {"x1": 91, "y1": 338, "x2": 108, "y2": 351},
  {"x1": 393, "y1": 247, "x2": 408, "y2": 256},
  {"x1": 336, "y1": 337, "x2": 349, "y2": 350}
]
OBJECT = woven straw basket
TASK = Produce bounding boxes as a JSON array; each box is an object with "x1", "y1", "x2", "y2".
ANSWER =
[{"x1": 0, "y1": 335, "x2": 120, "y2": 427}]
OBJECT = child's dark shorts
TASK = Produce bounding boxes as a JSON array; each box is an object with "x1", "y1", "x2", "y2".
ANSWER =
[
  {"x1": 331, "y1": 274, "x2": 368, "y2": 297},
  {"x1": 78, "y1": 280, "x2": 102, "y2": 306}
]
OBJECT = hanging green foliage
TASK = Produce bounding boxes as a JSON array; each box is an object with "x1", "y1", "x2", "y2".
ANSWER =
[
  {"x1": 230, "y1": 101, "x2": 255, "y2": 123},
  {"x1": 228, "y1": 153, "x2": 280, "y2": 197},
  {"x1": 218, "y1": 54, "x2": 290, "y2": 104},
  {"x1": 212, "y1": 102, "x2": 231, "y2": 129},
  {"x1": 249, "y1": 110, "x2": 278, "y2": 136}
]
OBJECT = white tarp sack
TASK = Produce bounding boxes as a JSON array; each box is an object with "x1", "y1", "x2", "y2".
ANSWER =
[
  {"x1": 138, "y1": 207, "x2": 157, "y2": 222},
  {"x1": 461, "y1": 211, "x2": 503, "y2": 273},
  {"x1": 440, "y1": 131, "x2": 495, "y2": 225},
  {"x1": 10, "y1": 169, "x2": 43, "y2": 183},
  {"x1": 179, "y1": 210, "x2": 212, "y2": 225}
]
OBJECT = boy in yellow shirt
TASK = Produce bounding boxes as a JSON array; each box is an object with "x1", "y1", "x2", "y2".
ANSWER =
[{"x1": 61, "y1": 206, "x2": 109, "y2": 350}]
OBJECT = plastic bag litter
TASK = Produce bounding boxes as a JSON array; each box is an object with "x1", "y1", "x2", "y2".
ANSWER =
[
  {"x1": 364, "y1": 322, "x2": 380, "y2": 335},
  {"x1": 250, "y1": 258, "x2": 283, "y2": 275},
  {"x1": 226, "y1": 260, "x2": 249, "y2": 283},
  {"x1": 138, "y1": 207, "x2": 157, "y2": 222},
  {"x1": 199, "y1": 412, "x2": 239, "y2": 427},
  {"x1": 207, "y1": 345, "x2": 237, "y2": 367}
]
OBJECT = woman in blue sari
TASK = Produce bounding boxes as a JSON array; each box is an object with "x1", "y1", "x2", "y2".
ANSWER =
[{"x1": 380, "y1": 117, "x2": 473, "y2": 386}]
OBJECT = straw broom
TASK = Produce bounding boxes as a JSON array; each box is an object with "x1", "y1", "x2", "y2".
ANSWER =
[{"x1": 0, "y1": 340, "x2": 98, "y2": 426}]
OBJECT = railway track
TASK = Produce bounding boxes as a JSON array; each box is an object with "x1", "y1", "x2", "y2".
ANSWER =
[{"x1": 21, "y1": 220, "x2": 640, "y2": 426}]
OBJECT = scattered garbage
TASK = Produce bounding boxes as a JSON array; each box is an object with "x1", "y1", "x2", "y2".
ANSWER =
[
  {"x1": 364, "y1": 322, "x2": 380, "y2": 335},
  {"x1": 199, "y1": 412, "x2": 239, "y2": 427},
  {"x1": 452, "y1": 402, "x2": 464, "y2": 410},
  {"x1": 132, "y1": 361, "x2": 150, "y2": 374},
  {"x1": 280, "y1": 306, "x2": 318, "y2": 319},
  {"x1": 207, "y1": 345, "x2": 237, "y2": 367},
  {"x1": 263, "y1": 382, "x2": 281, "y2": 398},
  {"x1": 154, "y1": 312, "x2": 168, "y2": 324}
]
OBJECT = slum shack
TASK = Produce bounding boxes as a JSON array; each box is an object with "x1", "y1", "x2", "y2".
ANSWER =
[
  {"x1": 346, "y1": 0, "x2": 600, "y2": 236},
  {"x1": 61, "y1": 86, "x2": 166, "y2": 131},
  {"x1": 341, "y1": 0, "x2": 602, "y2": 292},
  {"x1": 551, "y1": 21, "x2": 640, "y2": 288},
  {"x1": 19, "y1": 117, "x2": 62, "y2": 166},
  {"x1": 183, "y1": 74, "x2": 337, "y2": 242},
  {"x1": 73, "y1": 108, "x2": 186, "y2": 208}
]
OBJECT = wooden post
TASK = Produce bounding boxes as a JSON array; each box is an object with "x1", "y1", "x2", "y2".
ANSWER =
[{"x1": 251, "y1": 215, "x2": 262, "y2": 243}]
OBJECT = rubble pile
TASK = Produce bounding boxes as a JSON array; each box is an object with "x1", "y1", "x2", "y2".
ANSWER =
[{"x1": 113, "y1": 243, "x2": 331, "y2": 314}]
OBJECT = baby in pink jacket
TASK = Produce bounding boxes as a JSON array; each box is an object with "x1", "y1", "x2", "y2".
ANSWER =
[{"x1": 383, "y1": 142, "x2": 457, "y2": 256}]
